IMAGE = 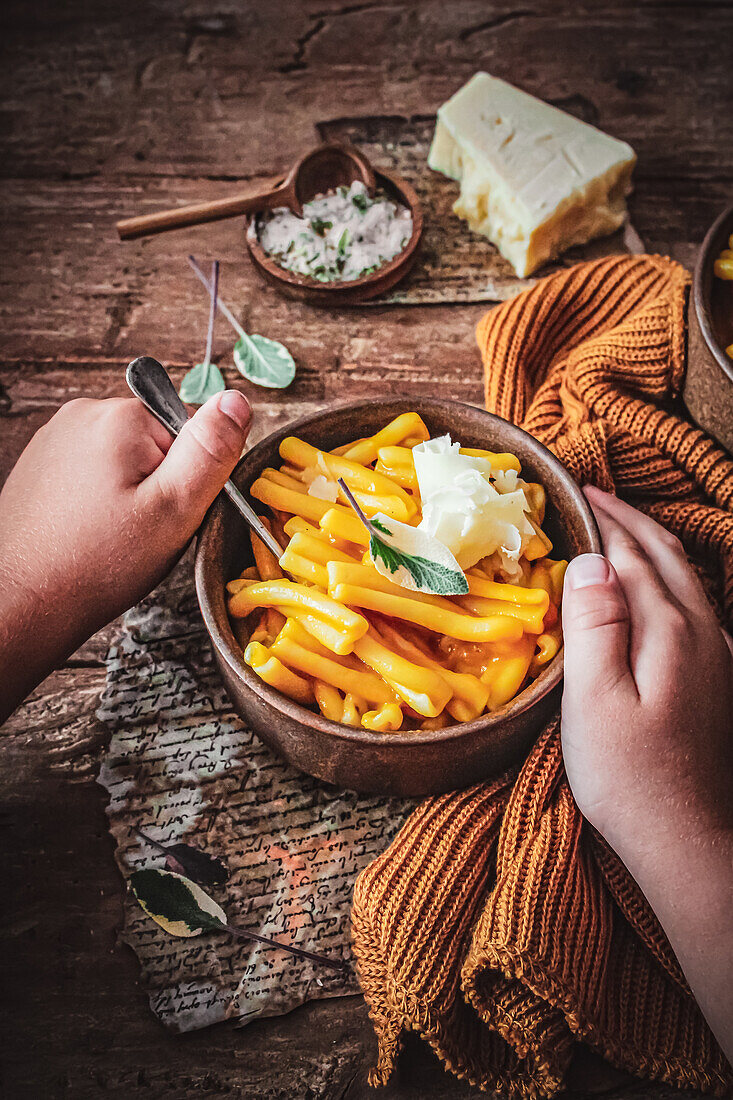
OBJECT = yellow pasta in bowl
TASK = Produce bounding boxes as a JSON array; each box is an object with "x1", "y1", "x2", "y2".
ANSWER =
[{"x1": 195, "y1": 398, "x2": 601, "y2": 795}]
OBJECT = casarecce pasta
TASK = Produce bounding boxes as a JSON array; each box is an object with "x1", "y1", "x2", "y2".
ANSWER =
[{"x1": 227, "y1": 413, "x2": 568, "y2": 733}]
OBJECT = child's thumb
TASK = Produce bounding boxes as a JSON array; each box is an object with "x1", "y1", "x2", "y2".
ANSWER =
[
  {"x1": 561, "y1": 553, "x2": 632, "y2": 698},
  {"x1": 150, "y1": 390, "x2": 251, "y2": 528}
]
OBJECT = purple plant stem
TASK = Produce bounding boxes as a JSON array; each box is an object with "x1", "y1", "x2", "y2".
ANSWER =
[
  {"x1": 337, "y1": 478, "x2": 372, "y2": 534},
  {"x1": 203, "y1": 260, "x2": 219, "y2": 367},
  {"x1": 187, "y1": 254, "x2": 246, "y2": 340},
  {"x1": 223, "y1": 923, "x2": 350, "y2": 974}
]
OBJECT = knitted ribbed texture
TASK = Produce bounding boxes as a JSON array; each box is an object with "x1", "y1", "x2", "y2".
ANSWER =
[{"x1": 351, "y1": 256, "x2": 733, "y2": 1096}]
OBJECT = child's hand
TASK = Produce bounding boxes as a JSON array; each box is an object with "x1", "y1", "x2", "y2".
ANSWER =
[
  {"x1": 562, "y1": 486, "x2": 733, "y2": 1058},
  {"x1": 0, "y1": 391, "x2": 251, "y2": 722}
]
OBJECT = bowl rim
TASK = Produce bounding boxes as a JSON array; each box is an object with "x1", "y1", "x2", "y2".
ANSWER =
[
  {"x1": 693, "y1": 200, "x2": 733, "y2": 386},
  {"x1": 195, "y1": 397, "x2": 601, "y2": 749},
  {"x1": 244, "y1": 168, "x2": 423, "y2": 297}
]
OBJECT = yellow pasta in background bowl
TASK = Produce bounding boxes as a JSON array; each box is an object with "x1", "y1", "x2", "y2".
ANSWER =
[{"x1": 195, "y1": 398, "x2": 601, "y2": 796}]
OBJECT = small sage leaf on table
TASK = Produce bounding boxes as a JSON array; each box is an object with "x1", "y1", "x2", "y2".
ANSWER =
[
  {"x1": 130, "y1": 868, "x2": 227, "y2": 938},
  {"x1": 179, "y1": 361, "x2": 225, "y2": 404},
  {"x1": 338, "y1": 479, "x2": 468, "y2": 596},
  {"x1": 233, "y1": 333, "x2": 296, "y2": 389},
  {"x1": 187, "y1": 254, "x2": 296, "y2": 390},
  {"x1": 129, "y1": 867, "x2": 349, "y2": 972},
  {"x1": 135, "y1": 828, "x2": 228, "y2": 887}
]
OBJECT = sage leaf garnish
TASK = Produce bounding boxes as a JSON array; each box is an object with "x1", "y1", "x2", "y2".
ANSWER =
[
  {"x1": 135, "y1": 828, "x2": 228, "y2": 888},
  {"x1": 337, "y1": 479, "x2": 468, "y2": 596},
  {"x1": 179, "y1": 260, "x2": 225, "y2": 405},
  {"x1": 233, "y1": 333, "x2": 296, "y2": 389},
  {"x1": 129, "y1": 867, "x2": 348, "y2": 972},
  {"x1": 188, "y1": 255, "x2": 296, "y2": 390}
]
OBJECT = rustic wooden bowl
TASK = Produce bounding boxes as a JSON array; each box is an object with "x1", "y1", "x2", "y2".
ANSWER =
[
  {"x1": 244, "y1": 169, "x2": 423, "y2": 305},
  {"x1": 194, "y1": 398, "x2": 601, "y2": 796},
  {"x1": 684, "y1": 201, "x2": 733, "y2": 454}
]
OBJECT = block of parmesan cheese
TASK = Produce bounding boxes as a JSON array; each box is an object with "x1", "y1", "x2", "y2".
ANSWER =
[{"x1": 428, "y1": 73, "x2": 636, "y2": 277}]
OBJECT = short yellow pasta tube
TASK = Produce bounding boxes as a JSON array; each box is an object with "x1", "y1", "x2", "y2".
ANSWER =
[
  {"x1": 226, "y1": 577, "x2": 259, "y2": 595},
  {"x1": 261, "y1": 467, "x2": 309, "y2": 494},
  {"x1": 458, "y1": 595, "x2": 547, "y2": 634},
  {"x1": 278, "y1": 548, "x2": 329, "y2": 588},
  {"x1": 249, "y1": 608, "x2": 286, "y2": 646},
  {"x1": 459, "y1": 447, "x2": 522, "y2": 472},
  {"x1": 361, "y1": 703, "x2": 403, "y2": 732},
  {"x1": 465, "y1": 573, "x2": 550, "y2": 608},
  {"x1": 376, "y1": 619, "x2": 489, "y2": 723},
  {"x1": 547, "y1": 559, "x2": 568, "y2": 605},
  {"x1": 523, "y1": 482, "x2": 546, "y2": 524},
  {"x1": 319, "y1": 507, "x2": 371, "y2": 546},
  {"x1": 251, "y1": 477, "x2": 337, "y2": 525},
  {"x1": 244, "y1": 641, "x2": 314, "y2": 706},
  {"x1": 287, "y1": 530, "x2": 357, "y2": 568},
  {"x1": 228, "y1": 580, "x2": 368, "y2": 655},
  {"x1": 341, "y1": 693, "x2": 366, "y2": 726},
  {"x1": 279, "y1": 527, "x2": 361, "y2": 587},
  {"x1": 327, "y1": 562, "x2": 523, "y2": 643},
  {"x1": 482, "y1": 637, "x2": 535, "y2": 708},
  {"x1": 525, "y1": 517, "x2": 553, "y2": 560},
  {"x1": 283, "y1": 515, "x2": 319, "y2": 539},
  {"x1": 341, "y1": 413, "x2": 430, "y2": 465},
  {"x1": 314, "y1": 681, "x2": 344, "y2": 721},
  {"x1": 529, "y1": 631, "x2": 562, "y2": 677},
  {"x1": 251, "y1": 517, "x2": 284, "y2": 581},
  {"x1": 285, "y1": 514, "x2": 359, "y2": 556},
  {"x1": 276, "y1": 616, "x2": 348, "y2": 659},
  {"x1": 271, "y1": 632, "x2": 395, "y2": 706},
  {"x1": 353, "y1": 629, "x2": 452, "y2": 717},
  {"x1": 279, "y1": 436, "x2": 416, "y2": 518},
  {"x1": 375, "y1": 446, "x2": 418, "y2": 491}
]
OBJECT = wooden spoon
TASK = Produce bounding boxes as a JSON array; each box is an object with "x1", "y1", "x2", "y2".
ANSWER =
[{"x1": 116, "y1": 143, "x2": 376, "y2": 240}]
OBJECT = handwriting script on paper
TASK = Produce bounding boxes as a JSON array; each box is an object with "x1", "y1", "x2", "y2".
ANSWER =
[{"x1": 97, "y1": 555, "x2": 414, "y2": 1033}]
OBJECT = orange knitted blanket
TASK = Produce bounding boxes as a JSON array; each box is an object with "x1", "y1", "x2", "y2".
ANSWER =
[{"x1": 351, "y1": 255, "x2": 733, "y2": 1097}]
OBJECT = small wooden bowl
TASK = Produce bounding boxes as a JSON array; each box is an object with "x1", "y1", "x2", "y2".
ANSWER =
[
  {"x1": 684, "y1": 202, "x2": 733, "y2": 454},
  {"x1": 195, "y1": 398, "x2": 601, "y2": 796},
  {"x1": 244, "y1": 169, "x2": 423, "y2": 305}
]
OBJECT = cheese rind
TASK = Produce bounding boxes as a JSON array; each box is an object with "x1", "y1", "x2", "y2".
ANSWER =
[{"x1": 428, "y1": 73, "x2": 636, "y2": 277}]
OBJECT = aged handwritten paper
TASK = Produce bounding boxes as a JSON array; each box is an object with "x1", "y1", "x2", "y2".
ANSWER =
[{"x1": 97, "y1": 557, "x2": 413, "y2": 1033}]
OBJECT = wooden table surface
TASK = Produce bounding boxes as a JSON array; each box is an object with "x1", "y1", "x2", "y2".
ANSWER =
[{"x1": 1, "y1": 2, "x2": 731, "y2": 1096}]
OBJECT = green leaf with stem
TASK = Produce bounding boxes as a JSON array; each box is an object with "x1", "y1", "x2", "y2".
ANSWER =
[
  {"x1": 188, "y1": 255, "x2": 296, "y2": 390},
  {"x1": 129, "y1": 867, "x2": 348, "y2": 972}
]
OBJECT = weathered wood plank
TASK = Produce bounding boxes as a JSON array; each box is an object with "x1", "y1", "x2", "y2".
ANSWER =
[
  {"x1": 0, "y1": 170, "x2": 729, "y2": 387},
  {"x1": 1, "y1": 1, "x2": 731, "y2": 180}
]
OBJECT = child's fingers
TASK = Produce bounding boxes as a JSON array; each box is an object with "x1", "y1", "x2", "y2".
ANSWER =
[
  {"x1": 562, "y1": 553, "x2": 636, "y2": 705},
  {"x1": 145, "y1": 390, "x2": 251, "y2": 527},
  {"x1": 584, "y1": 487, "x2": 711, "y2": 622},
  {"x1": 588, "y1": 502, "x2": 698, "y2": 700}
]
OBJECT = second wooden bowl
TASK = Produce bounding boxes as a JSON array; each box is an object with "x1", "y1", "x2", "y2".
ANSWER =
[
  {"x1": 195, "y1": 398, "x2": 601, "y2": 796},
  {"x1": 685, "y1": 202, "x2": 733, "y2": 454},
  {"x1": 244, "y1": 169, "x2": 423, "y2": 305}
]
